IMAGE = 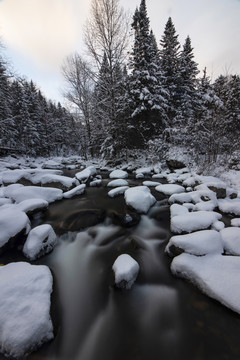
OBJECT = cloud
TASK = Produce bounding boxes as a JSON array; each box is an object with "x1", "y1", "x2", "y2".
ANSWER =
[{"x1": 0, "y1": 0, "x2": 89, "y2": 69}]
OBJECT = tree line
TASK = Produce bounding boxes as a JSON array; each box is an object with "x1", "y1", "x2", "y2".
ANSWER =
[{"x1": 63, "y1": 0, "x2": 240, "y2": 162}]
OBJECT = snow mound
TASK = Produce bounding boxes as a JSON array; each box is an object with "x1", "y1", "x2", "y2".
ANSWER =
[
  {"x1": 231, "y1": 218, "x2": 240, "y2": 227},
  {"x1": 16, "y1": 199, "x2": 49, "y2": 214},
  {"x1": 218, "y1": 198, "x2": 240, "y2": 216},
  {"x1": 135, "y1": 167, "x2": 153, "y2": 175},
  {"x1": 32, "y1": 173, "x2": 78, "y2": 189},
  {"x1": 155, "y1": 184, "x2": 185, "y2": 196},
  {"x1": 0, "y1": 198, "x2": 12, "y2": 206},
  {"x1": 169, "y1": 188, "x2": 217, "y2": 207},
  {"x1": 42, "y1": 159, "x2": 64, "y2": 169},
  {"x1": 112, "y1": 254, "x2": 139, "y2": 289},
  {"x1": 75, "y1": 166, "x2": 97, "y2": 182},
  {"x1": 124, "y1": 186, "x2": 156, "y2": 214},
  {"x1": 142, "y1": 181, "x2": 161, "y2": 187},
  {"x1": 23, "y1": 224, "x2": 57, "y2": 260},
  {"x1": 171, "y1": 253, "x2": 240, "y2": 315},
  {"x1": 109, "y1": 170, "x2": 128, "y2": 179},
  {"x1": 0, "y1": 208, "x2": 31, "y2": 249},
  {"x1": 63, "y1": 184, "x2": 86, "y2": 199},
  {"x1": 107, "y1": 179, "x2": 128, "y2": 187},
  {"x1": 0, "y1": 262, "x2": 54, "y2": 358},
  {"x1": 6, "y1": 186, "x2": 63, "y2": 203},
  {"x1": 166, "y1": 230, "x2": 223, "y2": 257},
  {"x1": 108, "y1": 186, "x2": 129, "y2": 198},
  {"x1": 220, "y1": 227, "x2": 240, "y2": 255},
  {"x1": 171, "y1": 211, "x2": 222, "y2": 234}
]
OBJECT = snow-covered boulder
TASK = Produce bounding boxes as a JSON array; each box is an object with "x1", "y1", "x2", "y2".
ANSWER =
[
  {"x1": 155, "y1": 184, "x2": 185, "y2": 196},
  {"x1": 108, "y1": 186, "x2": 129, "y2": 198},
  {"x1": 23, "y1": 224, "x2": 57, "y2": 260},
  {"x1": 169, "y1": 188, "x2": 218, "y2": 209},
  {"x1": 0, "y1": 198, "x2": 12, "y2": 206},
  {"x1": 166, "y1": 230, "x2": 223, "y2": 257},
  {"x1": 16, "y1": 199, "x2": 49, "y2": 214},
  {"x1": 6, "y1": 186, "x2": 63, "y2": 203},
  {"x1": 0, "y1": 262, "x2": 54, "y2": 358},
  {"x1": 231, "y1": 218, "x2": 240, "y2": 227},
  {"x1": 0, "y1": 208, "x2": 31, "y2": 250},
  {"x1": 220, "y1": 227, "x2": 240, "y2": 255},
  {"x1": 42, "y1": 159, "x2": 64, "y2": 169},
  {"x1": 171, "y1": 211, "x2": 222, "y2": 234},
  {"x1": 107, "y1": 179, "x2": 128, "y2": 188},
  {"x1": 89, "y1": 179, "x2": 102, "y2": 187},
  {"x1": 109, "y1": 169, "x2": 128, "y2": 179},
  {"x1": 75, "y1": 166, "x2": 97, "y2": 183},
  {"x1": 170, "y1": 204, "x2": 188, "y2": 218},
  {"x1": 142, "y1": 181, "x2": 161, "y2": 187},
  {"x1": 63, "y1": 184, "x2": 86, "y2": 199},
  {"x1": 135, "y1": 167, "x2": 153, "y2": 176},
  {"x1": 124, "y1": 186, "x2": 156, "y2": 214},
  {"x1": 33, "y1": 174, "x2": 79, "y2": 191},
  {"x1": 171, "y1": 253, "x2": 240, "y2": 315},
  {"x1": 112, "y1": 254, "x2": 139, "y2": 289},
  {"x1": 218, "y1": 198, "x2": 240, "y2": 216}
]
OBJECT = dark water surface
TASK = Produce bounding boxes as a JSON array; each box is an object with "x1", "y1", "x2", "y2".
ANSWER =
[{"x1": 1, "y1": 176, "x2": 240, "y2": 360}]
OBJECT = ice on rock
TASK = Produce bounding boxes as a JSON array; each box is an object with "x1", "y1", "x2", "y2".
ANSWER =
[
  {"x1": 166, "y1": 230, "x2": 223, "y2": 257},
  {"x1": 124, "y1": 186, "x2": 156, "y2": 214},
  {"x1": 109, "y1": 169, "x2": 128, "y2": 179},
  {"x1": 231, "y1": 218, "x2": 240, "y2": 227},
  {"x1": 171, "y1": 253, "x2": 240, "y2": 315},
  {"x1": 220, "y1": 227, "x2": 240, "y2": 255},
  {"x1": 75, "y1": 166, "x2": 97, "y2": 182},
  {"x1": 171, "y1": 211, "x2": 222, "y2": 234},
  {"x1": 112, "y1": 254, "x2": 139, "y2": 289},
  {"x1": 0, "y1": 208, "x2": 31, "y2": 249},
  {"x1": 23, "y1": 224, "x2": 57, "y2": 260},
  {"x1": 107, "y1": 179, "x2": 128, "y2": 187},
  {"x1": 218, "y1": 198, "x2": 240, "y2": 216},
  {"x1": 6, "y1": 186, "x2": 63, "y2": 203},
  {"x1": 63, "y1": 184, "x2": 86, "y2": 199},
  {"x1": 155, "y1": 184, "x2": 185, "y2": 196},
  {"x1": 0, "y1": 262, "x2": 54, "y2": 358},
  {"x1": 108, "y1": 186, "x2": 129, "y2": 198}
]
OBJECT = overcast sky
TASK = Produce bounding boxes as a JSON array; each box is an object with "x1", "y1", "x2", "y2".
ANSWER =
[{"x1": 0, "y1": 0, "x2": 239, "y2": 104}]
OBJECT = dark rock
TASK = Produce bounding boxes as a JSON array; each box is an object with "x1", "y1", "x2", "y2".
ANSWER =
[
  {"x1": 167, "y1": 244, "x2": 184, "y2": 257},
  {"x1": 60, "y1": 209, "x2": 106, "y2": 232},
  {"x1": 166, "y1": 159, "x2": 186, "y2": 171},
  {"x1": 108, "y1": 211, "x2": 141, "y2": 228},
  {"x1": 208, "y1": 186, "x2": 226, "y2": 199}
]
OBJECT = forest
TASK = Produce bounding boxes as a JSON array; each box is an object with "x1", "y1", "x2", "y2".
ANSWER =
[{"x1": 0, "y1": 0, "x2": 239, "y2": 164}]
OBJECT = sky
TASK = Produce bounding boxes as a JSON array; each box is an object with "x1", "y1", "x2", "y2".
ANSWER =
[{"x1": 0, "y1": 0, "x2": 240, "y2": 104}]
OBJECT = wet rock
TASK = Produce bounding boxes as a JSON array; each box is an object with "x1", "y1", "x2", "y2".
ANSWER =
[{"x1": 208, "y1": 186, "x2": 226, "y2": 199}]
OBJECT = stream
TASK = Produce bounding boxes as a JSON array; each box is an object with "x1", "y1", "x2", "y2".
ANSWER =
[{"x1": 1, "y1": 173, "x2": 240, "y2": 360}]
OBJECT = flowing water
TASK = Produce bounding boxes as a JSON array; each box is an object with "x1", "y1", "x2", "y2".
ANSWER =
[{"x1": 1, "y1": 174, "x2": 240, "y2": 360}]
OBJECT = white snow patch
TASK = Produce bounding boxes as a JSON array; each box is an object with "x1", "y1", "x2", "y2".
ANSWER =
[
  {"x1": 112, "y1": 254, "x2": 139, "y2": 289},
  {"x1": 0, "y1": 262, "x2": 53, "y2": 358},
  {"x1": 124, "y1": 186, "x2": 156, "y2": 214}
]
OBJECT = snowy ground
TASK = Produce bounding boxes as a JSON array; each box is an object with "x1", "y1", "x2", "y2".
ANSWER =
[{"x1": 1, "y1": 154, "x2": 240, "y2": 356}]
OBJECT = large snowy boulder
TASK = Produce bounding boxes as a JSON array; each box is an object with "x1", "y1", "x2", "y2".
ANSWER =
[
  {"x1": 155, "y1": 184, "x2": 185, "y2": 196},
  {"x1": 166, "y1": 230, "x2": 223, "y2": 257},
  {"x1": 0, "y1": 208, "x2": 31, "y2": 250},
  {"x1": 32, "y1": 173, "x2": 79, "y2": 191},
  {"x1": 23, "y1": 224, "x2": 57, "y2": 260},
  {"x1": 108, "y1": 186, "x2": 129, "y2": 198},
  {"x1": 171, "y1": 253, "x2": 240, "y2": 315},
  {"x1": 218, "y1": 198, "x2": 240, "y2": 216},
  {"x1": 107, "y1": 179, "x2": 128, "y2": 187},
  {"x1": 63, "y1": 184, "x2": 86, "y2": 199},
  {"x1": 124, "y1": 186, "x2": 156, "y2": 214},
  {"x1": 42, "y1": 159, "x2": 64, "y2": 169},
  {"x1": 0, "y1": 262, "x2": 54, "y2": 358},
  {"x1": 16, "y1": 199, "x2": 49, "y2": 214},
  {"x1": 75, "y1": 166, "x2": 97, "y2": 183},
  {"x1": 112, "y1": 254, "x2": 139, "y2": 289},
  {"x1": 5, "y1": 186, "x2": 63, "y2": 203},
  {"x1": 109, "y1": 169, "x2": 128, "y2": 179},
  {"x1": 220, "y1": 227, "x2": 240, "y2": 255}
]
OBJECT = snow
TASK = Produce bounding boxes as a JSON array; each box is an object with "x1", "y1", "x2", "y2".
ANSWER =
[
  {"x1": 89, "y1": 179, "x2": 102, "y2": 187},
  {"x1": 108, "y1": 186, "x2": 129, "y2": 198},
  {"x1": 5, "y1": 186, "x2": 63, "y2": 203},
  {"x1": 220, "y1": 227, "x2": 240, "y2": 255},
  {"x1": 166, "y1": 230, "x2": 223, "y2": 256},
  {"x1": 16, "y1": 199, "x2": 49, "y2": 213},
  {"x1": 135, "y1": 167, "x2": 153, "y2": 175},
  {"x1": 0, "y1": 198, "x2": 12, "y2": 206},
  {"x1": 0, "y1": 208, "x2": 31, "y2": 249},
  {"x1": 196, "y1": 175, "x2": 227, "y2": 189},
  {"x1": 0, "y1": 262, "x2": 53, "y2": 358},
  {"x1": 107, "y1": 179, "x2": 128, "y2": 187},
  {"x1": 218, "y1": 198, "x2": 240, "y2": 216},
  {"x1": 169, "y1": 188, "x2": 217, "y2": 207},
  {"x1": 63, "y1": 184, "x2": 86, "y2": 199},
  {"x1": 32, "y1": 173, "x2": 79, "y2": 189},
  {"x1": 23, "y1": 224, "x2": 57, "y2": 260},
  {"x1": 112, "y1": 254, "x2": 139, "y2": 289},
  {"x1": 171, "y1": 253, "x2": 240, "y2": 315},
  {"x1": 42, "y1": 159, "x2": 64, "y2": 169},
  {"x1": 211, "y1": 220, "x2": 225, "y2": 231},
  {"x1": 142, "y1": 181, "x2": 161, "y2": 187},
  {"x1": 75, "y1": 166, "x2": 97, "y2": 182},
  {"x1": 170, "y1": 204, "x2": 189, "y2": 218},
  {"x1": 109, "y1": 169, "x2": 128, "y2": 179},
  {"x1": 155, "y1": 184, "x2": 185, "y2": 196},
  {"x1": 171, "y1": 211, "x2": 222, "y2": 234},
  {"x1": 1, "y1": 169, "x2": 63, "y2": 185},
  {"x1": 124, "y1": 186, "x2": 156, "y2": 214},
  {"x1": 231, "y1": 218, "x2": 240, "y2": 227}
]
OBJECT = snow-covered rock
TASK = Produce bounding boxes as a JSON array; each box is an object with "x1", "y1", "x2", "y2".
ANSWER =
[
  {"x1": 32, "y1": 173, "x2": 79, "y2": 190},
  {"x1": 0, "y1": 198, "x2": 12, "y2": 206},
  {"x1": 107, "y1": 179, "x2": 128, "y2": 188},
  {"x1": 109, "y1": 169, "x2": 128, "y2": 179},
  {"x1": 23, "y1": 224, "x2": 57, "y2": 260},
  {"x1": 0, "y1": 262, "x2": 54, "y2": 358},
  {"x1": 63, "y1": 184, "x2": 86, "y2": 199},
  {"x1": 5, "y1": 186, "x2": 63, "y2": 203},
  {"x1": 112, "y1": 254, "x2": 139, "y2": 289},
  {"x1": 75, "y1": 166, "x2": 97, "y2": 182},
  {"x1": 16, "y1": 199, "x2": 49, "y2": 214},
  {"x1": 89, "y1": 179, "x2": 102, "y2": 187},
  {"x1": 124, "y1": 186, "x2": 156, "y2": 214},
  {"x1": 0, "y1": 208, "x2": 31, "y2": 249},
  {"x1": 166, "y1": 230, "x2": 223, "y2": 257},
  {"x1": 42, "y1": 159, "x2": 64, "y2": 169},
  {"x1": 108, "y1": 186, "x2": 129, "y2": 198},
  {"x1": 220, "y1": 227, "x2": 240, "y2": 255},
  {"x1": 135, "y1": 167, "x2": 153, "y2": 175},
  {"x1": 218, "y1": 198, "x2": 240, "y2": 216},
  {"x1": 171, "y1": 253, "x2": 240, "y2": 315},
  {"x1": 169, "y1": 188, "x2": 217, "y2": 207},
  {"x1": 171, "y1": 211, "x2": 222, "y2": 234},
  {"x1": 170, "y1": 204, "x2": 188, "y2": 218},
  {"x1": 211, "y1": 220, "x2": 225, "y2": 231},
  {"x1": 231, "y1": 218, "x2": 240, "y2": 227},
  {"x1": 155, "y1": 184, "x2": 185, "y2": 196},
  {"x1": 142, "y1": 181, "x2": 161, "y2": 187}
]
